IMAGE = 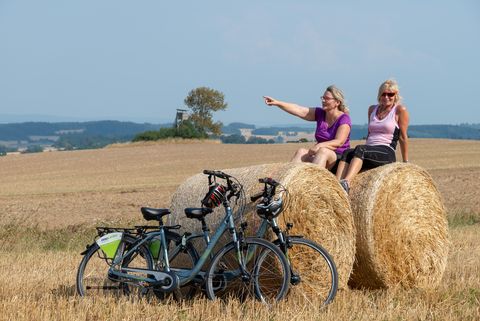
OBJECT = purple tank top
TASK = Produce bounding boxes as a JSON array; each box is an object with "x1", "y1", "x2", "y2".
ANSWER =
[{"x1": 314, "y1": 108, "x2": 351, "y2": 154}]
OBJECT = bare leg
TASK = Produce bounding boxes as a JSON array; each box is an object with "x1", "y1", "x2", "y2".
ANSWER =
[
  {"x1": 343, "y1": 157, "x2": 364, "y2": 182},
  {"x1": 336, "y1": 161, "x2": 348, "y2": 179},
  {"x1": 311, "y1": 147, "x2": 337, "y2": 169},
  {"x1": 291, "y1": 148, "x2": 312, "y2": 163}
]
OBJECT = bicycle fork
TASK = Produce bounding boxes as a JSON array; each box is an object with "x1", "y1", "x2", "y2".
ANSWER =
[{"x1": 269, "y1": 219, "x2": 301, "y2": 286}]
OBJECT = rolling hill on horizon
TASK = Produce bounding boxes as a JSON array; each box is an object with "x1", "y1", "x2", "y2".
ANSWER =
[{"x1": 0, "y1": 120, "x2": 479, "y2": 152}]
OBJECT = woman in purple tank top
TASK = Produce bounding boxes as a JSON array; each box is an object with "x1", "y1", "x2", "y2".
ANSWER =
[
  {"x1": 264, "y1": 85, "x2": 351, "y2": 171},
  {"x1": 336, "y1": 79, "x2": 410, "y2": 193}
]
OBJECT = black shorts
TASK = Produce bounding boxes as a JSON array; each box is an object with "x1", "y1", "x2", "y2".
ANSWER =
[
  {"x1": 328, "y1": 153, "x2": 342, "y2": 174},
  {"x1": 341, "y1": 145, "x2": 396, "y2": 169}
]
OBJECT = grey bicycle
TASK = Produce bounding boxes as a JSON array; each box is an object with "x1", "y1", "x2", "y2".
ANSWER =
[
  {"x1": 76, "y1": 170, "x2": 291, "y2": 304},
  {"x1": 250, "y1": 177, "x2": 338, "y2": 305}
]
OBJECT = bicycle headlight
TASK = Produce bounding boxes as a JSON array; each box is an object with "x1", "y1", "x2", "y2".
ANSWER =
[{"x1": 255, "y1": 198, "x2": 283, "y2": 219}]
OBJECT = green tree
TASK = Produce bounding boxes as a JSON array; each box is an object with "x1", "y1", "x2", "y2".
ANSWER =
[
  {"x1": 132, "y1": 120, "x2": 207, "y2": 142},
  {"x1": 0, "y1": 145, "x2": 8, "y2": 156},
  {"x1": 184, "y1": 87, "x2": 227, "y2": 135},
  {"x1": 221, "y1": 134, "x2": 246, "y2": 144},
  {"x1": 23, "y1": 145, "x2": 44, "y2": 153},
  {"x1": 176, "y1": 120, "x2": 208, "y2": 139}
]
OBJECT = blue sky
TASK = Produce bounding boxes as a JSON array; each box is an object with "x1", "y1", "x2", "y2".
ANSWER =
[{"x1": 1, "y1": 0, "x2": 479, "y2": 125}]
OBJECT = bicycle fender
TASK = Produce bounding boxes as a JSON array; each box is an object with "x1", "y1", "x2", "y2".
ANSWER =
[{"x1": 80, "y1": 243, "x2": 96, "y2": 255}]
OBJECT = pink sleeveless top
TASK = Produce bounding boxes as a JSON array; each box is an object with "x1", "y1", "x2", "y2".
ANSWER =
[{"x1": 366, "y1": 105, "x2": 400, "y2": 150}]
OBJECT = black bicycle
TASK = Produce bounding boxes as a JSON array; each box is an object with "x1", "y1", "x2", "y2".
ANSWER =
[{"x1": 250, "y1": 177, "x2": 338, "y2": 305}]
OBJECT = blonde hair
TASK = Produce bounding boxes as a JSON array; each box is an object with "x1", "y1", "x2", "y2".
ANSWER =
[
  {"x1": 377, "y1": 79, "x2": 402, "y2": 105},
  {"x1": 326, "y1": 85, "x2": 349, "y2": 114}
]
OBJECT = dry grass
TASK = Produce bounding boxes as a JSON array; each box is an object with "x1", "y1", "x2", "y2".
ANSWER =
[
  {"x1": 0, "y1": 139, "x2": 479, "y2": 320},
  {"x1": 0, "y1": 225, "x2": 478, "y2": 321}
]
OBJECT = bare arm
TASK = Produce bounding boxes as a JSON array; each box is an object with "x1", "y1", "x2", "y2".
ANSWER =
[
  {"x1": 367, "y1": 105, "x2": 376, "y2": 123},
  {"x1": 263, "y1": 96, "x2": 316, "y2": 121},
  {"x1": 366, "y1": 105, "x2": 375, "y2": 138},
  {"x1": 397, "y1": 105, "x2": 410, "y2": 162}
]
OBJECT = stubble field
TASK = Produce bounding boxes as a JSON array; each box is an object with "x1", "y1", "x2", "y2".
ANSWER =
[{"x1": 0, "y1": 139, "x2": 479, "y2": 320}]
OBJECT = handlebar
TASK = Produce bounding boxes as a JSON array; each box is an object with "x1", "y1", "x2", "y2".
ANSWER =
[
  {"x1": 258, "y1": 177, "x2": 280, "y2": 187},
  {"x1": 203, "y1": 169, "x2": 243, "y2": 201},
  {"x1": 250, "y1": 177, "x2": 281, "y2": 202},
  {"x1": 203, "y1": 169, "x2": 231, "y2": 180}
]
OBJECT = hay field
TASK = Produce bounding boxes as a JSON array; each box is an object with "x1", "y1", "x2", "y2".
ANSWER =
[{"x1": 1, "y1": 139, "x2": 479, "y2": 320}]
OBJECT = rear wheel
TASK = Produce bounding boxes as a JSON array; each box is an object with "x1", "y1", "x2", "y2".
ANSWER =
[
  {"x1": 281, "y1": 237, "x2": 338, "y2": 305},
  {"x1": 76, "y1": 235, "x2": 153, "y2": 298}
]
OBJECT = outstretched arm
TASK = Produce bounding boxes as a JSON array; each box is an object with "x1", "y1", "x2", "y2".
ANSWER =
[{"x1": 263, "y1": 96, "x2": 316, "y2": 121}]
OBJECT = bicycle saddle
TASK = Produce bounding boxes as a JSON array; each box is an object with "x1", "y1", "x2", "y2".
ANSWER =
[
  {"x1": 141, "y1": 207, "x2": 171, "y2": 221},
  {"x1": 184, "y1": 207, "x2": 213, "y2": 220}
]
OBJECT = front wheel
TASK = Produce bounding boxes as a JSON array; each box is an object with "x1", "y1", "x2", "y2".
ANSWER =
[
  {"x1": 205, "y1": 237, "x2": 290, "y2": 305},
  {"x1": 281, "y1": 237, "x2": 338, "y2": 305}
]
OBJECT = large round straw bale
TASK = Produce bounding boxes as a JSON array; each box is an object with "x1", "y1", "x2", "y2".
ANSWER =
[
  {"x1": 348, "y1": 162, "x2": 450, "y2": 289},
  {"x1": 169, "y1": 162, "x2": 355, "y2": 291}
]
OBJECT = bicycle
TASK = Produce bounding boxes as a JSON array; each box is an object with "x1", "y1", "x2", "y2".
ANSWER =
[
  {"x1": 250, "y1": 177, "x2": 338, "y2": 305},
  {"x1": 76, "y1": 170, "x2": 291, "y2": 304}
]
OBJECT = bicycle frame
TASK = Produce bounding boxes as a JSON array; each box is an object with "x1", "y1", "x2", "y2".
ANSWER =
[
  {"x1": 108, "y1": 200, "x2": 245, "y2": 290},
  {"x1": 255, "y1": 217, "x2": 289, "y2": 244}
]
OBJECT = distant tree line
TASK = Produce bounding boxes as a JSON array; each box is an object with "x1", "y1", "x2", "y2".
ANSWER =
[
  {"x1": 222, "y1": 122, "x2": 256, "y2": 135},
  {"x1": 53, "y1": 134, "x2": 130, "y2": 150},
  {"x1": 1, "y1": 117, "x2": 479, "y2": 153},
  {"x1": 220, "y1": 134, "x2": 276, "y2": 144},
  {"x1": 0, "y1": 145, "x2": 11, "y2": 156},
  {"x1": 0, "y1": 144, "x2": 44, "y2": 155},
  {"x1": 246, "y1": 124, "x2": 480, "y2": 140},
  {"x1": 132, "y1": 120, "x2": 207, "y2": 141},
  {"x1": 0, "y1": 121, "x2": 160, "y2": 140}
]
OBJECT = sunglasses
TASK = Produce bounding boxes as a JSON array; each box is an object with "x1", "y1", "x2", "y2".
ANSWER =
[
  {"x1": 321, "y1": 96, "x2": 336, "y2": 101},
  {"x1": 381, "y1": 92, "x2": 396, "y2": 98}
]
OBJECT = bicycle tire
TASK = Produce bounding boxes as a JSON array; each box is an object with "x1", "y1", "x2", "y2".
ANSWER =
[
  {"x1": 76, "y1": 235, "x2": 154, "y2": 298},
  {"x1": 279, "y1": 237, "x2": 338, "y2": 305},
  {"x1": 205, "y1": 237, "x2": 290, "y2": 304},
  {"x1": 151, "y1": 231, "x2": 200, "y2": 301}
]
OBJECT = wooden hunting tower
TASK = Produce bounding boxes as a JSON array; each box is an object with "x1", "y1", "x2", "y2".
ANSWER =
[{"x1": 175, "y1": 109, "x2": 189, "y2": 128}]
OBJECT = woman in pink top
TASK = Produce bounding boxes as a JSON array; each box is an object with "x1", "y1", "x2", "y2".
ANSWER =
[
  {"x1": 336, "y1": 79, "x2": 410, "y2": 193},
  {"x1": 264, "y1": 85, "x2": 351, "y2": 171}
]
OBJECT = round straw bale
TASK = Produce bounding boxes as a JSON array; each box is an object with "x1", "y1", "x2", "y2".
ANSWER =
[
  {"x1": 347, "y1": 162, "x2": 450, "y2": 289},
  {"x1": 169, "y1": 162, "x2": 355, "y2": 291}
]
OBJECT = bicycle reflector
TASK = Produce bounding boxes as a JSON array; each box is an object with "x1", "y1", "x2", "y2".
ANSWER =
[{"x1": 201, "y1": 184, "x2": 227, "y2": 208}]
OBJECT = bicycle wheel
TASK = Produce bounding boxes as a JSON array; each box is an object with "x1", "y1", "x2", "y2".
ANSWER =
[
  {"x1": 76, "y1": 235, "x2": 154, "y2": 298},
  {"x1": 281, "y1": 237, "x2": 338, "y2": 305},
  {"x1": 205, "y1": 237, "x2": 290, "y2": 304},
  {"x1": 152, "y1": 231, "x2": 199, "y2": 301}
]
